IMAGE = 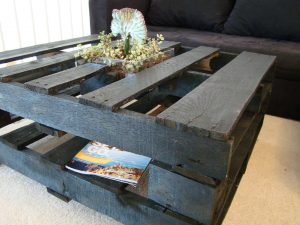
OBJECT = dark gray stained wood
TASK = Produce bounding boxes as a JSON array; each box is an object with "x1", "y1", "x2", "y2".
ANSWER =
[
  {"x1": 0, "y1": 142, "x2": 191, "y2": 225},
  {"x1": 42, "y1": 136, "x2": 88, "y2": 166},
  {"x1": 25, "y1": 63, "x2": 107, "y2": 95},
  {"x1": 79, "y1": 46, "x2": 218, "y2": 111},
  {"x1": 47, "y1": 187, "x2": 71, "y2": 203},
  {"x1": 0, "y1": 40, "x2": 274, "y2": 225},
  {"x1": 34, "y1": 134, "x2": 218, "y2": 224},
  {"x1": 0, "y1": 34, "x2": 98, "y2": 63},
  {"x1": 35, "y1": 124, "x2": 66, "y2": 137},
  {"x1": 213, "y1": 115, "x2": 264, "y2": 225},
  {"x1": 0, "y1": 109, "x2": 11, "y2": 128},
  {"x1": 157, "y1": 51, "x2": 276, "y2": 140},
  {"x1": 0, "y1": 41, "x2": 180, "y2": 84},
  {"x1": 0, "y1": 52, "x2": 75, "y2": 83},
  {"x1": 124, "y1": 92, "x2": 167, "y2": 113},
  {"x1": 0, "y1": 122, "x2": 46, "y2": 150},
  {"x1": 158, "y1": 70, "x2": 210, "y2": 97},
  {"x1": 159, "y1": 41, "x2": 181, "y2": 54},
  {"x1": 231, "y1": 111, "x2": 257, "y2": 153},
  {"x1": 0, "y1": 82, "x2": 231, "y2": 179},
  {"x1": 128, "y1": 164, "x2": 217, "y2": 224}
]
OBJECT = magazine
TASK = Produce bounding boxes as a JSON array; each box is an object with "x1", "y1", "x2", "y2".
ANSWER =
[{"x1": 65, "y1": 141, "x2": 151, "y2": 186}]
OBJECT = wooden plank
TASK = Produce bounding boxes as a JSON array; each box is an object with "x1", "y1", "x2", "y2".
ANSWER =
[
  {"x1": 0, "y1": 109, "x2": 11, "y2": 128},
  {"x1": 42, "y1": 136, "x2": 88, "y2": 166},
  {"x1": 213, "y1": 115, "x2": 264, "y2": 225},
  {"x1": 191, "y1": 51, "x2": 219, "y2": 73},
  {"x1": 79, "y1": 46, "x2": 219, "y2": 111},
  {"x1": 25, "y1": 63, "x2": 107, "y2": 95},
  {"x1": 0, "y1": 82, "x2": 231, "y2": 179},
  {"x1": 40, "y1": 135, "x2": 219, "y2": 224},
  {"x1": 157, "y1": 51, "x2": 276, "y2": 140},
  {"x1": 0, "y1": 34, "x2": 98, "y2": 63},
  {"x1": 47, "y1": 187, "x2": 71, "y2": 203},
  {"x1": 159, "y1": 41, "x2": 181, "y2": 54},
  {"x1": 158, "y1": 70, "x2": 210, "y2": 97},
  {"x1": 127, "y1": 164, "x2": 218, "y2": 224},
  {"x1": 124, "y1": 92, "x2": 167, "y2": 114},
  {"x1": 125, "y1": 71, "x2": 210, "y2": 114},
  {"x1": 35, "y1": 124, "x2": 66, "y2": 137},
  {"x1": 78, "y1": 42, "x2": 181, "y2": 96},
  {"x1": 0, "y1": 122, "x2": 46, "y2": 150},
  {"x1": 0, "y1": 52, "x2": 76, "y2": 83},
  {"x1": 0, "y1": 142, "x2": 191, "y2": 225},
  {"x1": 0, "y1": 41, "x2": 179, "y2": 84}
]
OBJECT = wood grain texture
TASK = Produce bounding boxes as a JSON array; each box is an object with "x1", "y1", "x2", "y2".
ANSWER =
[
  {"x1": 79, "y1": 46, "x2": 218, "y2": 111},
  {"x1": 0, "y1": 142, "x2": 191, "y2": 225},
  {"x1": 36, "y1": 135, "x2": 219, "y2": 224},
  {"x1": 0, "y1": 41, "x2": 179, "y2": 84},
  {"x1": 0, "y1": 82, "x2": 231, "y2": 179},
  {"x1": 25, "y1": 63, "x2": 107, "y2": 95},
  {"x1": 0, "y1": 35, "x2": 99, "y2": 63},
  {"x1": 128, "y1": 164, "x2": 217, "y2": 224},
  {"x1": 157, "y1": 51, "x2": 276, "y2": 140},
  {"x1": 0, "y1": 52, "x2": 75, "y2": 83},
  {"x1": 0, "y1": 122, "x2": 46, "y2": 150}
]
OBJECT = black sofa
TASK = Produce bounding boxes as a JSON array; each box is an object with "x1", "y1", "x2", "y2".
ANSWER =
[{"x1": 89, "y1": 0, "x2": 300, "y2": 120}]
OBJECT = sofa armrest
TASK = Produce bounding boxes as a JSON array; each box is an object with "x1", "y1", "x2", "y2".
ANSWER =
[{"x1": 89, "y1": 0, "x2": 151, "y2": 34}]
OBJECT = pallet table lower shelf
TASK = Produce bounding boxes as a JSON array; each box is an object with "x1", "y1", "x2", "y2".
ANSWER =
[
  {"x1": 0, "y1": 113, "x2": 263, "y2": 225},
  {"x1": 0, "y1": 36, "x2": 276, "y2": 225}
]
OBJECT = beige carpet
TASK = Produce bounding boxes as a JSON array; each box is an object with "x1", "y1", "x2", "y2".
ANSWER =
[{"x1": 0, "y1": 115, "x2": 299, "y2": 225}]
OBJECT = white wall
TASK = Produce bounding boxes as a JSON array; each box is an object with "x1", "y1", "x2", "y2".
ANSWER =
[{"x1": 0, "y1": 0, "x2": 90, "y2": 52}]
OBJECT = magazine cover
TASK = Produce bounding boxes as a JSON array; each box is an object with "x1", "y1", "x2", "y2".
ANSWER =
[{"x1": 65, "y1": 141, "x2": 151, "y2": 186}]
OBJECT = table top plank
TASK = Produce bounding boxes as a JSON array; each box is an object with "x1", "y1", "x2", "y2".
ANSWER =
[
  {"x1": 25, "y1": 63, "x2": 107, "y2": 95},
  {"x1": 158, "y1": 41, "x2": 181, "y2": 52},
  {"x1": 0, "y1": 34, "x2": 99, "y2": 64},
  {"x1": 0, "y1": 52, "x2": 75, "y2": 83},
  {"x1": 157, "y1": 51, "x2": 276, "y2": 140},
  {"x1": 0, "y1": 41, "x2": 180, "y2": 84},
  {"x1": 79, "y1": 46, "x2": 218, "y2": 111}
]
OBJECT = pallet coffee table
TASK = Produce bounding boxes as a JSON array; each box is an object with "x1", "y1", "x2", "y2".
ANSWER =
[{"x1": 0, "y1": 36, "x2": 276, "y2": 225}]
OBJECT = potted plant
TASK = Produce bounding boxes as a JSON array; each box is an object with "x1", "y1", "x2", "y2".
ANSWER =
[{"x1": 75, "y1": 8, "x2": 170, "y2": 80}]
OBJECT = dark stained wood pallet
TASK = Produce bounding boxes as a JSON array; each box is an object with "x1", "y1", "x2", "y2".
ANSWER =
[
  {"x1": 0, "y1": 51, "x2": 76, "y2": 83},
  {"x1": 0, "y1": 36, "x2": 276, "y2": 225},
  {"x1": 0, "y1": 122, "x2": 46, "y2": 150},
  {"x1": 25, "y1": 63, "x2": 107, "y2": 95},
  {"x1": 79, "y1": 46, "x2": 218, "y2": 111},
  {"x1": 0, "y1": 34, "x2": 99, "y2": 63},
  {"x1": 0, "y1": 109, "x2": 11, "y2": 128},
  {"x1": 157, "y1": 51, "x2": 275, "y2": 140}
]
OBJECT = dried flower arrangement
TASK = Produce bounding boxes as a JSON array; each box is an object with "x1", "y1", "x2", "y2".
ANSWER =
[{"x1": 75, "y1": 8, "x2": 168, "y2": 79}]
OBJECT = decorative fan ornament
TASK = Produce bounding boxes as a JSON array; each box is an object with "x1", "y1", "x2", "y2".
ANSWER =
[{"x1": 111, "y1": 8, "x2": 147, "y2": 43}]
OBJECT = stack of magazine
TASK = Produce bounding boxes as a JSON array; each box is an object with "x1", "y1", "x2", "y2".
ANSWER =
[{"x1": 66, "y1": 141, "x2": 151, "y2": 186}]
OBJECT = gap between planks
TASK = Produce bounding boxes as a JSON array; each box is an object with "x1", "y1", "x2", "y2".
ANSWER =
[
  {"x1": 157, "y1": 51, "x2": 276, "y2": 141},
  {"x1": 79, "y1": 46, "x2": 219, "y2": 111}
]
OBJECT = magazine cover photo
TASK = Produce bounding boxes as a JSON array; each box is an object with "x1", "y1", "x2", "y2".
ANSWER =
[{"x1": 66, "y1": 141, "x2": 151, "y2": 186}]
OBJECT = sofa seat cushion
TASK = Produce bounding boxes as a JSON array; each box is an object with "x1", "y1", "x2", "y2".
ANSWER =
[
  {"x1": 223, "y1": 0, "x2": 300, "y2": 41},
  {"x1": 148, "y1": 26, "x2": 300, "y2": 80},
  {"x1": 147, "y1": 0, "x2": 235, "y2": 32}
]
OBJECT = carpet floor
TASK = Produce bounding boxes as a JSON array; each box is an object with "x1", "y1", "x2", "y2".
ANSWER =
[{"x1": 0, "y1": 115, "x2": 299, "y2": 225}]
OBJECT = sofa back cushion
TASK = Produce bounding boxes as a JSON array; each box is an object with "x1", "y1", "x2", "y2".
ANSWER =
[
  {"x1": 224, "y1": 0, "x2": 300, "y2": 41},
  {"x1": 147, "y1": 0, "x2": 235, "y2": 32}
]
